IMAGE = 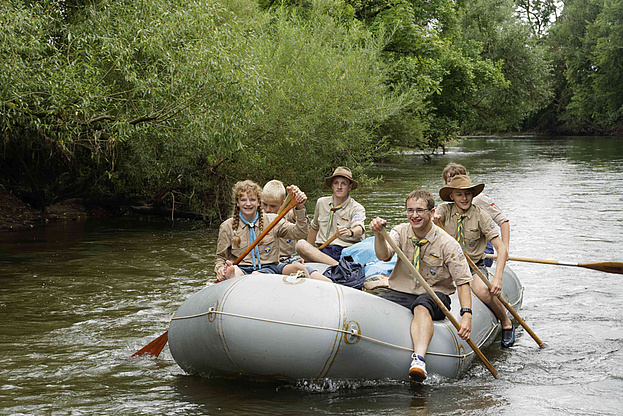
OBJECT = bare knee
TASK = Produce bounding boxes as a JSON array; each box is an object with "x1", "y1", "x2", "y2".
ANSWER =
[
  {"x1": 295, "y1": 239, "x2": 311, "y2": 254},
  {"x1": 413, "y1": 305, "x2": 429, "y2": 318},
  {"x1": 470, "y1": 280, "x2": 492, "y2": 300}
]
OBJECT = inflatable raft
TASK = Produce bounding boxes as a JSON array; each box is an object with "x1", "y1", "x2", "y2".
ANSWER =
[{"x1": 168, "y1": 265, "x2": 523, "y2": 382}]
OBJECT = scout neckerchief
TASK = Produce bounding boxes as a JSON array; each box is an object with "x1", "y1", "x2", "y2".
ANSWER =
[
  {"x1": 239, "y1": 211, "x2": 261, "y2": 270},
  {"x1": 456, "y1": 212, "x2": 467, "y2": 248},
  {"x1": 326, "y1": 202, "x2": 343, "y2": 235},
  {"x1": 411, "y1": 236, "x2": 428, "y2": 273}
]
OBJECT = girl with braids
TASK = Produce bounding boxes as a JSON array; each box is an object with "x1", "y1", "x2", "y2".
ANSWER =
[{"x1": 214, "y1": 180, "x2": 311, "y2": 282}]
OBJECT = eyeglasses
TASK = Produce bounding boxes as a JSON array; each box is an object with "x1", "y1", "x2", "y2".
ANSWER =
[{"x1": 405, "y1": 208, "x2": 430, "y2": 216}]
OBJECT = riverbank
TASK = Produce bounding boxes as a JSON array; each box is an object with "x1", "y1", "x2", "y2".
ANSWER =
[
  {"x1": 0, "y1": 185, "x2": 89, "y2": 231},
  {"x1": 0, "y1": 185, "x2": 211, "y2": 231}
]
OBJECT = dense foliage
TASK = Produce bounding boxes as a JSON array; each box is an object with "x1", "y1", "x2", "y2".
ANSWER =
[
  {"x1": 1, "y1": 0, "x2": 622, "y2": 216},
  {"x1": 547, "y1": 0, "x2": 623, "y2": 131},
  {"x1": 1, "y1": 0, "x2": 407, "y2": 216}
]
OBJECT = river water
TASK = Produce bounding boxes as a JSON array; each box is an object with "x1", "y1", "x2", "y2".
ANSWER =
[{"x1": 1, "y1": 136, "x2": 622, "y2": 415}]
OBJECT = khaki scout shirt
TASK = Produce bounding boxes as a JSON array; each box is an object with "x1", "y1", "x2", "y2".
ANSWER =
[
  {"x1": 385, "y1": 223, "x2": 472, "y2": 296},
  {"x1": 473, "y1": 193, "x2": 509, "y2": 227},
  {"x1": 436, "y1": 203, "x2": 499, "y2": 262},
  {"x1": 214, "y1": 208, "x2": 309, "y2": 274},
  {"x1": 279, "y1": 210, "x2": 302, "y2": 260},
  {"x1": 310, "y1": 196, "x2": 365, "y2": 247}
]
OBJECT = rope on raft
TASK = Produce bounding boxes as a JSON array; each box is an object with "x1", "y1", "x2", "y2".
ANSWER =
[{"x1": 170, "y1": 291, "x2": 522, "y2": 359}]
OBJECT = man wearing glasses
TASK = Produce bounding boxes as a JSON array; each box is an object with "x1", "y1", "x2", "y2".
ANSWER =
[{"x1": 369, "y1": 189, "x2": 473, "y2": 382}]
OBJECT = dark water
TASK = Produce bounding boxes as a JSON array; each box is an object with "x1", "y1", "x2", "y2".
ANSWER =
[{"x1": 1, "y1": 136, "x2": 622, "y2": 415}]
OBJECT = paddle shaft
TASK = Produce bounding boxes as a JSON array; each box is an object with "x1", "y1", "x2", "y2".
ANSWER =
[
  {"x1": 378, "y1": 228, "x2": 498, "y2": 378},
  {"x1": 133, "y1": 195, "x2": 301, "y2": 357},
  {"x1": 318, "y1": 232, "x2": 340, "y2": 250},
  {"x1": 437, "y1": 224, "x2": 544, "y2": 347},
  {"x1": 277, "y1": 193, "x2": 294, "y2": 216},
  {"x1": 485, "y1": 254, "x2": 623, "y2": 275}
]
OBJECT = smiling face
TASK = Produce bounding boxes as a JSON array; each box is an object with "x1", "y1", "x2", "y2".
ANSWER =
[
  {"x1": 405, "y1": 197, "x2": 434, "y2": 237},
  {"x1": 331, "y1": 177, "x2": 352, "y2": 201},
  {"x1": 237, "y1": 192, "x2": 260, "y2": 221},
  {"x1": 449, "y1": 189, "x2": 473, "y2": 212}
]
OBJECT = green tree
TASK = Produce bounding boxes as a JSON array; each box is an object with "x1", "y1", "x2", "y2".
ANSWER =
[
  {"x1": 234, "y1": 1, "x2": 411, "y2": 190},
  {"x1": 1, "y1": 0, "x2": 261, "y2": 214},
  {"x1": 1, "y1": 0, "x2": 409, "y2": 214},
  {"x1": 457, "y1": 0, "x2": 552, "y2": 132},
  {"x1": 342, "y1": 0, "x2": 548, "y2": 141},
  {"x1": 515, "y1": 0, "x2": 560, "y2": 38},
  {"x1": 548, "y1": 0, "x2": 623, "y2": 130}
]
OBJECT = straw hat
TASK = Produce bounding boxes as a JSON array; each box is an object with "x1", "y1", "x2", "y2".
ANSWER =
[
  {"x1": 439, "y1": 174, "x2": 485, "y2": 202},
  {"x1": 324, "y1": 166, "x2": 358, "y2": 190}
]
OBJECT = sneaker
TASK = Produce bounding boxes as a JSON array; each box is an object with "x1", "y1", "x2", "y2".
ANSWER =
[
  {"x1": 409, "y1": 354, "x2": 427, "y2": 382},
  {"x1": 501, "y1": 326, "x2": 515, "y2": 348}
]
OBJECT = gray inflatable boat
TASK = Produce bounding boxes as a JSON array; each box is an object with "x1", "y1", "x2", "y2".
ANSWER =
[{"x1": 168, "y1": 266, "x2": 522, "y2": 382}]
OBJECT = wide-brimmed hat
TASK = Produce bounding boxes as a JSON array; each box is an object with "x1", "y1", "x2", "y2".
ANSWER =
[
  {"x1": 324, "y1": 166, "x2": 358, "y2": 190},
  {"x1": 439, "y1": 174, "x2": 484, "y2": 202}
]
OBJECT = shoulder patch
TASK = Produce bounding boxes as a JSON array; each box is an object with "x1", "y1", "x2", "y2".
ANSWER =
[
  {"x1": 457, "y1": 246, "x2": 466, "y2": 261},
  {"x1": 352, "y1": 214, "x2": 361, "y2": 221}
]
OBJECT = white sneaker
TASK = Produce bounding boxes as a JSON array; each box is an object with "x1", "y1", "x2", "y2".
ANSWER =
[{"x1": 409, "y1": 353, "x2": 427, "y2": 382}]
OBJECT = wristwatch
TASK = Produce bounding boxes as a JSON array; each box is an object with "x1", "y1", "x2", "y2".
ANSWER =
[
  {"x1": 460, "y1": 308, "x2": 472, "y2": 316},
  {"x1": 349, "y1": 229, "x2": 354, "y2": 237}
]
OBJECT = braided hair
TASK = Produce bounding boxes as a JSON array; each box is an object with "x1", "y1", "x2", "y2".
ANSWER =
[{"x1": 231, "y1": 180, "x2": 264, "y2": 248}]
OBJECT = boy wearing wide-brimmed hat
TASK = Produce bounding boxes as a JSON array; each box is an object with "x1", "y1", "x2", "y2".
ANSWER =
[
  {"x1": 296, "y1": 166, "x2": 366, "y2": 264},
  {"x1": 442, "y1": 162, "x2": 510, "y2": 266},
  {"x1": 435, "y1": 175, "x2": 515, "y2": 348}
]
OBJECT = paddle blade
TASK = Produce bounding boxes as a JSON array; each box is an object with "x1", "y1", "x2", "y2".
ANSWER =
[
  {"x1": 580, "y1": 262, "x2": 623, "y2": 275},
  {"x1": 132, "y1": 331, "x2": 168, "y2": 358}
]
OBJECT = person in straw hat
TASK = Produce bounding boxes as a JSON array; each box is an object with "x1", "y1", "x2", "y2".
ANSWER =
[
  {"x1": 434, "y1": 174, "x2": 515, "y2": 348},
  {"x1": 442, "y1": 162, "x2": 510, "y2": 266},
  {"x1": 296, "y1": 166, "x2": 366, "y2": 264}
]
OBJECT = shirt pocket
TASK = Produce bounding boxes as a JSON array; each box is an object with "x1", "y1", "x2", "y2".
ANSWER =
[
  {"x1": 230, "y1": 244, "x2": 246, "y2": 260},
  {"x1": 335, "y1": 215, "x2": 351, "y2": 228},
  {"x1": 230, "y1": 232, "x2": 277, "y2": 260},
  {"x1": 317, "y1": 218, "x2": 330, "y2": 231},
  {"x1": 258, "y1": 233, "x2": 277, "y2": 258},
  {"x1": 420, "y1": 252, "x2": 444, "y2": 285},
  {"x1": 466, "y1": 228, "x2": 481, "y2": 248}
]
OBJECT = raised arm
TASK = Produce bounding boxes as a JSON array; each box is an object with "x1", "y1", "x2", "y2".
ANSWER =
[{"x1": 369, "y1": 217, "x2": 392, "y2": 261}]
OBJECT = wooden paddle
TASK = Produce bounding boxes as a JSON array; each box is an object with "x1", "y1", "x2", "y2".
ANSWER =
[
  {"x1": 437, "y1": 224, "x2": 544, "y2": 347},
  {"x1": 277, "y1": 193, "x2": 294, "y2": 216},
  {"x1": 132, "y1": 195, "x2": 300, "y2": 358},
  {"x1": 318, "y1": 232, "x2": 340, "y2": 250},
  {"x1": 485, "y1": 254, "x2": 623, "y2": 275},
  {"x1": 378, "y1": 228, "x2": 498, "y2": 378}
]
